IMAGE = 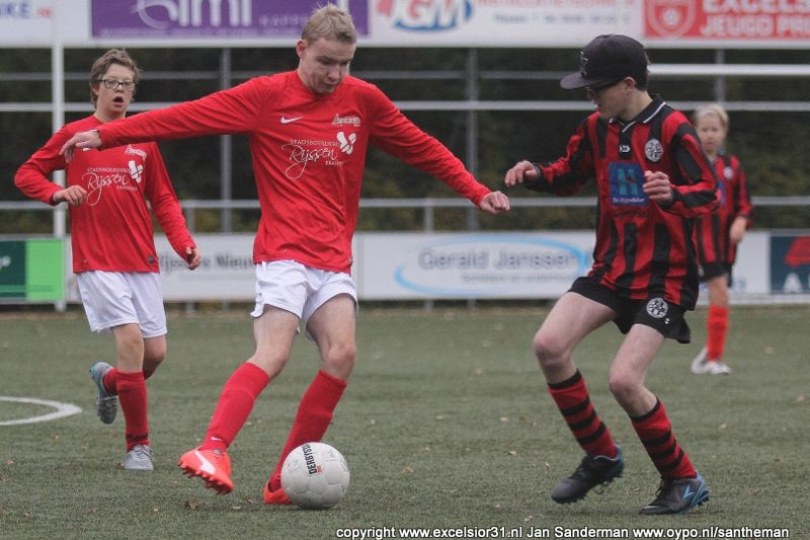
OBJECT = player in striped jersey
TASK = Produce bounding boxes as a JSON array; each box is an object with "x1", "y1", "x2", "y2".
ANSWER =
[
  {"x1": 505, "y1": 34, "x2": 718, "y2": 514},
  {"x1": 689, "y1": 103, "x2": 752, "y2": 375}
]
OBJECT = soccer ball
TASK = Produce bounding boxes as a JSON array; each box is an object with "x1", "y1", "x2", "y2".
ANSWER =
[{"x1": 281, "y1": 442, "x2": 350, "y2": 509}]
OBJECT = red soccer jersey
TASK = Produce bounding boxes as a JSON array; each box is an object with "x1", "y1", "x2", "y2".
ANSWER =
[
  {"x1": 695, "y1": 153, "x2": 752, "y2": 268},
  {"x1": 15, "y1": 115, "x2": 195, "y2": 273},
  {"x1": 527, "y1": 97, "x2": 719, "y2": 309},
  {"x1": 94, "y1": 72, "x2": 491, "y2": 274}
]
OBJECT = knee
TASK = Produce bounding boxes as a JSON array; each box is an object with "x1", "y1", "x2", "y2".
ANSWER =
[
  {"x1": 322, "y1": 342, "x2": 357, "y2": 378},
  {"x1": 532, "y1": 331, "x2": 568, "y2": 371},
  {"x1": 143, "y1": 340, "x2": 166, "y2": 372},
  {"x1": 608, "y1": 372, "x2": 640, "y2": 404},
  {"x1": 143, "y1": 354, "x2": 164, "y2": 373}
]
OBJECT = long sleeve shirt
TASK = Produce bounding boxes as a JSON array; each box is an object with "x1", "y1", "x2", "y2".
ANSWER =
[
  {"x1": 93, "y1": 71, "x2": 491, "y2": 274},
  {"x1": 525, "y1": 97, "x2": 719, "y2": 309},
  {"x1": 15, "y1": 115, "x2": 194, "y2": 273}
]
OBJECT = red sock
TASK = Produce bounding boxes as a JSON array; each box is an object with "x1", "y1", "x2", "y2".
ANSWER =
[
  {"x1": 632, "y1": 400, "x2": 696, "y2": 480},
  {"x1": 269, "y1": 370, "x2": 347, "y2": 491},
  {"x1": 200, "y1": 362, "x2": 270, "y2": 452},
  {"x1": 547, "y1": 371, "x2": 618, "y2": 459},
  {"x1": 116, "y1": 371, "x2": 149, "y2": 451},
  {"x1": 102, "y1": 368, "x2": 118, "y2": 396},
  {"x1": 102, "y1": 366, "x2": 155, "y2": 395},
  {"x1": 706, "y1": 305, "x2": 729, "y2": 361}
]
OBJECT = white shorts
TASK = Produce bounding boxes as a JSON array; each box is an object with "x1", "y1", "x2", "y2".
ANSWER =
[
  {"x1": 76, "y1": 271, "x2": 167, "y2": 338},
  {"x1": 251, "y1": 260, "x2": 357, "y2": 326}
]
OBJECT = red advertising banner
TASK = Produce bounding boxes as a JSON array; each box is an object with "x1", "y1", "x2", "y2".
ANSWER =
[{"x1": 645, "y1": 0, "x2": 810, "y2": 40}]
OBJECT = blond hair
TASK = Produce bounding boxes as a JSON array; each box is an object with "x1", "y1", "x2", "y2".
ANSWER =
[
  {"x1": 89, "y1": 49, "x2": 141, "y2": 106},
  {"x1": 301, "y1": 4, "x2": 357, "y2": 44},
  {"x1": 692, "y1": 103, "x2": 729, "y2": 131}
]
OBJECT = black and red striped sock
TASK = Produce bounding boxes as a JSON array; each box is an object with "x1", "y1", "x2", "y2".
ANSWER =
[
  {"x1": 631, "y1": 399, "x2": 697, "y2": 479},
  {"x1": 548, "y1": 371, "x2": 618, "y2": 458}
]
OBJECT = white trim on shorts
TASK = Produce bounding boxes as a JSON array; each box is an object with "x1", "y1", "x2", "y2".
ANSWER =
[
  {"x1": 76, "y1": 271, "x2": 167, "y2": 338},
  {"x1": 251, "y1": 260, "x2": 358, "y2": 326}
]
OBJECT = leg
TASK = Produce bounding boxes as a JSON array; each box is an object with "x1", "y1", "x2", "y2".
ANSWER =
[
  {"x1": 611, "y1": 326, "x2": 708, "y2": 514},
  {"x1": 178, "y1": 306, "x2": 298, "y2": 494},
  {"x1": 142, "y1": 335, "x2": 166, "y2": 379},
  {"x1": 704, "y1": 276, "x2": 731, "y2": 371},
  {"x1": 533, "y1": 291, "x2": 616, "y2": 383},
  {"x1": 692, "y1": 271, "x2": 732, "y2": 375},
  {"x1": 607, "y1": 324, "x2": 662, "y2": 416},
  {"x1": 204, "y1": 305, "x2": 299, "y2": 448},
  {"x1": 307, "y1": 293, "x2": 357, "y2": 379},
  {"x1": 538, "y1": 292, "x2": 625, "y2": 503},
  {"x1": 265, "y1": 295, "x2": 355, "y2": 501},
  {"x1": 110, "y1": 324, "x2": 152, "y2": 470},
  {"x1": 538, "y1": 293, "x2": 617, "y2": 455}
]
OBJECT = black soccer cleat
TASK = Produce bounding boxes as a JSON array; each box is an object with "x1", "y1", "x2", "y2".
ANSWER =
[
  {"x1": 551, "y1": 447, "x2": 624, "y2": 504},
  {"x1": 639, "y1": 472, "x2": 709, "y2": 515}
]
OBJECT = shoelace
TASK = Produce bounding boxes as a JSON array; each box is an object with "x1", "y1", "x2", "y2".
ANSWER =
[{"x1": 132, "y1": 446, "x2": 152, "y2": 460}]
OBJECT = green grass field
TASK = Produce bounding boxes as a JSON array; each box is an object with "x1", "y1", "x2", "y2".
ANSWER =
[{"x1": 1, "y1": 305, "x2": 808, "y2": 539}]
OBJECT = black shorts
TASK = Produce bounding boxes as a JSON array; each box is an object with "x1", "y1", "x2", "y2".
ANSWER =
[
  {"x1": 700, "y1": 261, "x2": 734, "y2": 286},
  {"x1": 569, "y1": 276, "x2": 691, "y2": 344}
]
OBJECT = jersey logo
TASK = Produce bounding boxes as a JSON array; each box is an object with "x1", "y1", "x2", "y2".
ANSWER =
[
  {"x1": 128, "y1": 160, "x2": 143, "y2": 184},
  {"x1": 281, "y1": 116, "x2": 303, "y2": 124},
  {"x1": 337, "y1": 131, "x2": 357, "y2": 155},
  {"x1": 332, "y1": 114, "x2": 361, "y2": 127},
  {"x1": 645, "y1": 139, "x2": 664, "y2": 162},
  {"x1": 608, "y1": 162, "x2": 649, "y2": 207}
]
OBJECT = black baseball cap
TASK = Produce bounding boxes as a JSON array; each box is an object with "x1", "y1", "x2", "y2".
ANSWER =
[{"x1": 560, "y1": 34, "x2": 649, "y2": 90}]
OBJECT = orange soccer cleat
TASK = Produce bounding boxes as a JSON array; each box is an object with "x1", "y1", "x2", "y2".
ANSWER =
[
  {"x1": 178, "y1": 447, "x2": 234, "y2": 495},
  {"x1": 262, "y1": 481, "x2": 292, "y2": 505}
]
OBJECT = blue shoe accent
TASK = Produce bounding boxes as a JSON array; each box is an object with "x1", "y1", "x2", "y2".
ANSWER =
[{"x1": 640, "y1": 472, "x2": 709, "y2": 515}]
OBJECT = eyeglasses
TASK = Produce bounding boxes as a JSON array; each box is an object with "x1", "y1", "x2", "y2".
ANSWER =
[
  {"x1": 585, "y1": 78, "x2": 625, "y2": 99},
  {"x1": 97, "y1": 79, "x2": 136, "y2": 91}
]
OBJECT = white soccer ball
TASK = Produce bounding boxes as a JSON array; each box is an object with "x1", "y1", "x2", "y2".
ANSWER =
[{"x1": 281, "y1": 442, "x2": 350, "y2": 510}]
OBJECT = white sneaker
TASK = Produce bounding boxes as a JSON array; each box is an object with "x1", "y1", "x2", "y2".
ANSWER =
[
  {"x1": 705, "y1": 361, "x2": 733, "y2": 375},
  {"x1": 123, "y1": 444, "x2": 153, "y2": 471},
  {"x1": 690, "y1": 347, "x2": 708, "y2": 374}
]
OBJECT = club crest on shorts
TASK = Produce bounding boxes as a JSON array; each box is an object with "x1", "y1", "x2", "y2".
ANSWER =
[{"x1": 646, "y1": 297, "x2": 668, "y2": 319}]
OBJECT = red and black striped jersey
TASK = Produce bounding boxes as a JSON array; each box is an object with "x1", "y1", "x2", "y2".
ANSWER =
[
  {"x1": 695, "y1": 153, "x2": 752, "y2": 267},
  {"x1": 526, "y1": 97, "x2": 719, "y2": 309}
]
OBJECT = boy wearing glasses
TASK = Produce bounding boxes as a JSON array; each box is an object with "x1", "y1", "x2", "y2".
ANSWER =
[
  {"x1": 504, "y1": 34, "x2": 718, "y2": 514},
  {"x1": 15, "y1": 49, "x2": 200, "y2": 471}
]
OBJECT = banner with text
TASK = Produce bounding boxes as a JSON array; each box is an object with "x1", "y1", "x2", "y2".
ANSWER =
[
  {"x1": 52, "y1": 231, "x2": 800, "y2": 303},
  {"x1": 4, "y1": 0, "x2": 810, "y2": 48},
  {"x1": 644, "y1": 0, "x2": 810, "y2": 42}
]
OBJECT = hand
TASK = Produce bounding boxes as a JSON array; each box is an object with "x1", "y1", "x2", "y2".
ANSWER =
[
  {"x1": 504, "y1": 160, "x2": 539, "y2": 187},
  {"x1": 479, "y1": 191, "x2": 511, "y2": 215},
  {"x1": 729, "y1": 216, "x2": 748, "y2": 245},
  {"x1": 60, "y1": 130, "x2": 102, "y2": 162},
  {"x1": 643, "y1": 170, "x2": 674, "y2": 204},
  {"x1": 52, "y1": 185, "x2": 88, "y2": 206},
  {"x1": 185, "y1": 246, "x2": 201, "y2": 270}
]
